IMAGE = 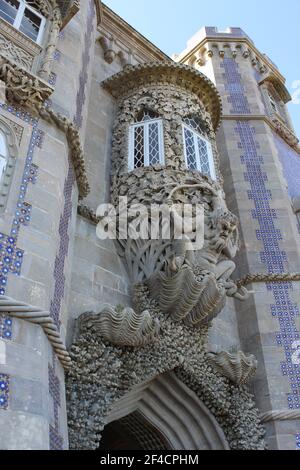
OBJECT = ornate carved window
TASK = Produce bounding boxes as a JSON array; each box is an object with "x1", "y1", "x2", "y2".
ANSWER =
[
  {"x1": 0, "y1": 0, "x2": 46, "y2": 44},
  {"x1": 128, "y1": 110, "x2": 164, "y2": 171},
  {"x1": 182, "y1": 117, "x2": 216, "y2": 179}
]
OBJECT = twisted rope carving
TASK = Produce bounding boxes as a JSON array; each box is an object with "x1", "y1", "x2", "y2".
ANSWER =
[
  {"x1": 236, "y1": 272, "x2": 300, "y2": 288},
  {"x1": 260, "y1": 410, "x2": 300, "y2": 423},
  {"x1": 0, "y1": 296, "x2": 71, "y2": 369}
]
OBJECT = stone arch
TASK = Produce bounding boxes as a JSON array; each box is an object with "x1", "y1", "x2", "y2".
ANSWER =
[{"x1": 106, "y1": 371, "x2": 229, "y2": 450}]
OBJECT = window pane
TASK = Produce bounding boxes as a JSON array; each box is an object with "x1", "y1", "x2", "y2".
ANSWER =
[
  {"x1": 197, "y1": 136, "x2": 211, "y2": 177},
  {"x1": 148, "y1": 122, "x2": 160, "y2": 165},
  {"x1": 0, "y1": 131, "x2": 8, "y2": 183},
  {"x1": 0, "y1": 0, "x2": 19, "y2": 25},
  {"x1": 134, "y1": 125, "x2": 145, "y2": 168},
  {"x1": 19, "y1": 7, "x2": 41, "y2": 41},
  {"x1": 0, "y1": 132, "x2": 8, "y2": 158},
  {"x1": 184, "y1": 127, "x2": 197, "y2": 170},
  {"x1": 184, "y1": 117, "x2": 206, "y2": 137}
]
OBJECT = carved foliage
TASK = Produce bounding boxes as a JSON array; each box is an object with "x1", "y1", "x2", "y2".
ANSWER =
[{"x1": 110, "y1": 84, "x2": 219, "y2": 177}]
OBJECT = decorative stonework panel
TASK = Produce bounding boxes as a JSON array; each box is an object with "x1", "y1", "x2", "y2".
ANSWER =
[
  {"x1": 0, "y1": 33, "x2": 34, "y2": 71},
  {"x1": 66, "y1": 285, "x2": 265, "y2": 450}
]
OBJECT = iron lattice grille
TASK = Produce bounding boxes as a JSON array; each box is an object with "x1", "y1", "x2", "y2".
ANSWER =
[
  {"x1": 118, "y1": 411, "x2": 171, "y2": 451},
  {"x1": 183, "y1": 120, "x2": 215, "y2": 179},
  {"x1": 129, "y1": 111, "x2": 164, "y2": 170}
]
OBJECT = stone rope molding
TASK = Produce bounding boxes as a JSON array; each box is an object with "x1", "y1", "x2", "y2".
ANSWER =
[
  {"x1": 0, "y1": 296, "x2": 71, "y2": 369},
  {"x1": 260, "y1": 410, "x2": 300, "y2": 423},
  {"x1": 236, "y1": 272, "x2": 300, "y2": 288}
]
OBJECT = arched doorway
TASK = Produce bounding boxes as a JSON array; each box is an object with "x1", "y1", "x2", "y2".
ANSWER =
[
  {"x1": 101, "y1": 372, "x2": 229, "y2": 450},
  {"x1": 99, "y1": 411, "x2": 171, "y2": 450}
]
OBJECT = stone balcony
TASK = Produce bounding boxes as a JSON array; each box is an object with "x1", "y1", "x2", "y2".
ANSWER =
[{"x1": 0, "y1": 17, "x2": 42, "y2": 73}]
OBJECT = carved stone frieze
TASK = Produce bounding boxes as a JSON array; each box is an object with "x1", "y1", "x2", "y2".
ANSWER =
[{"x1": 0, "y1": 33, "x2": 34, "y2": 71}]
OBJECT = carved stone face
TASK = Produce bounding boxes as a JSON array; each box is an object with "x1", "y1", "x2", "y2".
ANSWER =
[{"x1": 208, "y1": 209, "x2": 239, "y2": 258}]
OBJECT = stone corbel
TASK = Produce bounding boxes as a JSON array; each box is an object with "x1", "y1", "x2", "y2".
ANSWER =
[
  {"x1": 99, "y1": 35, "x2": 117, "y2": 64},
  {"x1": 0, "y1": 55, "x2": 53, "y2": 112}
]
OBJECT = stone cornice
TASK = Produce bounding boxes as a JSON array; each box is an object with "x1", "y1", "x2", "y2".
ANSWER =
[
  {"x1": 100, "y1": 4, "x2": 169, "y2": 63},
  {"x1": 221, "y1": 114, "x2": 300, "y2": 154},
  {"x1": 177, "y1": 36, "x2": 286, "y2": 87},
  {"x1": 102, "y1": 62, "x2": 222, "y2": 130}
]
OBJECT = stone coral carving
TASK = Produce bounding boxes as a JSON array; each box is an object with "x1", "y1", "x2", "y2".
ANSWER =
[
  {"x1": 39, "y1": 106, "x2": 90, "y2": 198},
  {"x1": 66, "y1": 284, "x2": 265, "y2": 450},
  {"x1": 78, "y1": 306, "x2": 160, "y2": 348},
  {"x1": 102, "y1": 62, "x2": 222, "y2": 130},
  {"x1": 208, "y1": 351, "x2": 258, "y2": 386},
  {"x1": 0, "y1": 57, "x2": 53, "y2": 111}
]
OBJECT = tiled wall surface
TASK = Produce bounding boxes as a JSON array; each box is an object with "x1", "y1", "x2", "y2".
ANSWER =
[{"x1": 218, "y1": 55, "x2": 300, "y2": 449}]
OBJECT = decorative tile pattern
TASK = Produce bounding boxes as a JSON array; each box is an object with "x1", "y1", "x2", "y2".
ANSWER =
[
  {"x1": 74, "y1": 0, "x2": 95, "y2": 128},
  {"x1": 49, "y1": 0, "x2": 95, "y2": 328},
  {"x1": 0, "y1": 315, "x2": 12, "y2": 340},
  {"x1": 49, "y1": 354, "x2": 63, "y2": 450},
  {"x1": 297, "y1": 434, "x2": 300, "y2": 449},
  {"x1": 0, "y1": 104, "x2": 42, "y2": 299},
  {"x1": 222, "y1": 59, "x2": 300, "y2": 439},
  {"x1": 0, "y1": 373, "x2": 9, "y2": 409},
  {"x1": 221, "y1": 58, "x2": 251, "y2": 114},
  {"x1": 53, "y1": 50, "x2": 61, "y2": 62},
  {"x1": 48, "y1": 72, "x2": 57, "y2": 87}
]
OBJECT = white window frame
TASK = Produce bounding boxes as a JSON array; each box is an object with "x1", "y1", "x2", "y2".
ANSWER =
[
  {"x1": 0, "y1": 0, "x2": 46, "y2": 44},
  {"x1": 182, "y1": 124, "x2": 216, "y2": 180},
  {"x1": 268, "y1": 91, "x2": 278, "y2": 113},
  {"x1": 128, "y1": 118, "x2": 164, "y2": 171}
]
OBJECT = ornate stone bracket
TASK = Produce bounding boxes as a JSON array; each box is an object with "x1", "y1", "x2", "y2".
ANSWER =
[{"x1": 0, "y1": 56, "x2": 53, "y2": 112}]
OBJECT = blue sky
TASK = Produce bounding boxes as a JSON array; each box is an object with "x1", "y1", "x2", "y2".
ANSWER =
[{"x1": 104, "y1": 0, "x2": 300, "y2": 138}]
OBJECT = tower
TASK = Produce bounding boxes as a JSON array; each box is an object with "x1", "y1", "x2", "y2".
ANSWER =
[{"x1": 176, "y1": 27, "x2": 300, "y2": 450}]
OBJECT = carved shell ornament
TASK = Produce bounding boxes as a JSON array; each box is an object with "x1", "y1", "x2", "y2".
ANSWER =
[
  {"x1": 78, "y1": 305, "x2": 160, "y2": 348},
  {"x1": 208, "y1": 350, "x2": 258, "y2": 385},
  {"x1": 147, "y1": 261, "x2": 226, "y2": 327}
]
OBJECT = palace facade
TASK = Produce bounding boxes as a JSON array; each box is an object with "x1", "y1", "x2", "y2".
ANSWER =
[{"x1": 0, "y1": 0, "x2": 299, "y2": 450}]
